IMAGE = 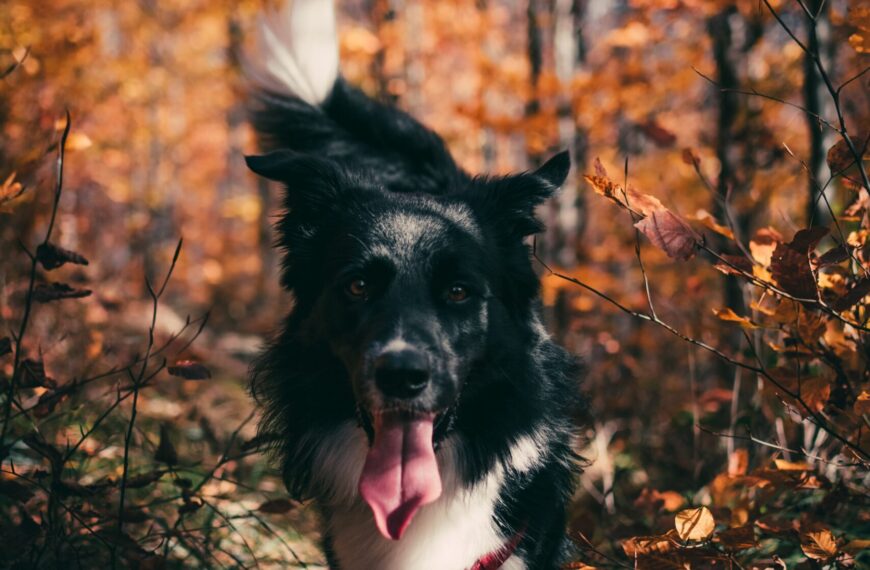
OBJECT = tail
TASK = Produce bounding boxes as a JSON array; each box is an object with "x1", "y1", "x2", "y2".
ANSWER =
[{"x1": 244, "y1": 0, "x2": 466, "y2": 194}]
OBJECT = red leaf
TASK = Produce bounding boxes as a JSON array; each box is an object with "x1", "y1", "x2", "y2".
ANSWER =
[{"x1": 634, "y1": 209, "x2": 700, "y2": 261}]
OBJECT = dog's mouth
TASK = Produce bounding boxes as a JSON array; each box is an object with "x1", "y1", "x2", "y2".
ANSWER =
[{"x1": 358, "y1": 408, "x2": 444, "y2": 540}]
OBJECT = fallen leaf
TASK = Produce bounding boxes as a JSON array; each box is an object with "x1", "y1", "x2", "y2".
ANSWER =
[
  {"x1": 675, "y1": 507, "x2": 715, "y2": 541},
  {"x1": 715, "y1": 525, "x2": 757, "y2": 551},
  {"x1": 800, "y1": 529, "x2": 839, "y2": 560}
]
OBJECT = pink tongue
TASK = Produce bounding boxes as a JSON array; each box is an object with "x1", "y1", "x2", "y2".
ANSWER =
[{"x1": 358, "y1": 413, "x2": 442, "y2": 540}]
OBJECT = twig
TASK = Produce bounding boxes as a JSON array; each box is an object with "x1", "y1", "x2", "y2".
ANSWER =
[
  {"x1": 1, "y1": 111, "x2": 71, "y2": 449},
  {"x1": 114, "y1": 238, "x2": 183, "y2": 568}
]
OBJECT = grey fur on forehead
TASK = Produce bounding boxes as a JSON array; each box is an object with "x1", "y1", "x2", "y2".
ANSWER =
[{"x1": 370, "y1": 199, "x2": 482, "y2": 248}]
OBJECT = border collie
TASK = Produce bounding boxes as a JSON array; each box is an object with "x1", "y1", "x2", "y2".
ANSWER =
[{"x1": 244, "y1": 1, "x2": 584, "y2": 568}]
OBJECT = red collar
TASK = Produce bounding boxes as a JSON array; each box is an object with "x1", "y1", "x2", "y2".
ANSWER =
[{"x1": 470, "y1": 528, "x2": 525, "y2": 570}]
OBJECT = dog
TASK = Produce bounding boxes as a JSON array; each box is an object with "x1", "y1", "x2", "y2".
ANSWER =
[{"x1": 243, "y1": 1, "x2": 584, "y2": 568}]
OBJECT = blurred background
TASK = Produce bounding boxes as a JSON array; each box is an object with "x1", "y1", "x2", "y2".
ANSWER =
[{"x1": 1, "y1": 0, "x2": 868, "y2": 568}]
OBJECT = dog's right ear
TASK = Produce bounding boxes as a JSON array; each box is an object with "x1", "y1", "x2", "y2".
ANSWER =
[{"x1": 245, "y1": 150, "x2": 344, "y2": 215}]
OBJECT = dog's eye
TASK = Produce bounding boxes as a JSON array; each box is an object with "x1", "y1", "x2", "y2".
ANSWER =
[
  {"x1": 446, "y1": 284, "x2": 469, "y2": 303},
  {"x1": 346, "y1": 278, "x2": 368, "y2": 299}
]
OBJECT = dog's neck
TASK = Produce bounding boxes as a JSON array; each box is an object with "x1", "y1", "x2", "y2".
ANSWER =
[{"x1": 308, "y1": 421, "x2": 542, "y2": 570}]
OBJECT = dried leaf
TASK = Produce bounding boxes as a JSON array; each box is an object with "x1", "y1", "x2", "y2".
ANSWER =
[
  {"x1": 167, "y1": 360, "x2": 211, "y2": 380},
  {"x1": 715, "y1": 525, "x2": 757, "y2": 551},
  {"x1": 826, "y1": 136, "x2": 868, "y2": 174},
  {"x1": 257, "y1": 498, "x2": 297, "y2": 514},
  {"x1": 32, "y1": 282, "x2": 92, "y2": 303},
  {"x1": 622, "y1": 530, "x2": 679, "y2": 557},
  {"x1": 634, "y1": 488, "x2": 686, "y2": 512},
  {"x1": 770, "y1": 227, "x2": 829, "y2": 299},
  {"x1": 692, "y1": 209, "x2": 734, "y2": 239},
  {"x1": 36, "y1": 242, "x2": 89, "y2": 270},
  {"x1": 681, "y1": 148, "x2": 701, "y2": 167},
  {"x1": 713, "y1": 308, "x2": 757, "y2": 328},
  {"x1": 0, "y1": 337, "x2": 10, "y2": 358},
  {"x1": 816, "y1": 244, "x2": 850, "y2": 267},
  {"x1": 634, "y1": 209, "x2": 700, "y2": 260},
  {"x1": 674, "y1": 507, "x2": 715, "y2": 541},
  {"x1": 154, "y1": 424, "x2": 178, "y2": 466},
  {"x1": 714, "y1": 254, "x2": 753, "y2": 277},
  {"x1": 833, "y1": 279, "x2": 870, "y2": 311},
  {"x1": 800, "y1": 529, "x2": 839, "y2": 560}
]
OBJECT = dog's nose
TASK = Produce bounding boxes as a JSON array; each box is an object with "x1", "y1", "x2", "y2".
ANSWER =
[{"x1": 374, "y1": 348, "x2": 430, "y2": 399}]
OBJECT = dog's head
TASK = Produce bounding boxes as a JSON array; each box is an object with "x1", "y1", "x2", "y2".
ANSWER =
[{"x1": 246, "y1": 150, "x2": 569, "y2": 539}]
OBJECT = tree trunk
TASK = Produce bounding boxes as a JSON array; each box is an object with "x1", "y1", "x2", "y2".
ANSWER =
[{"x1": 803, "y1": 0, "x2": 834, "y2": 226}]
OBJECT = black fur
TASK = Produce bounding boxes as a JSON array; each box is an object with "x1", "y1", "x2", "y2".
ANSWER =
[{"x1": 248, "y1": 77, "x2": 584, "y2": 569}]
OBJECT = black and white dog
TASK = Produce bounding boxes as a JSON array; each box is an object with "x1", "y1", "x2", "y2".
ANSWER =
[{"x1": 244, "y1": 1, "x2": 584, "y2": 568}]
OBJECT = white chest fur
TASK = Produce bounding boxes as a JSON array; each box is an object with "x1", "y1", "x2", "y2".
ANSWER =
[{"x1": 310, "y1": 421, "x2": 537, "y2": 570}]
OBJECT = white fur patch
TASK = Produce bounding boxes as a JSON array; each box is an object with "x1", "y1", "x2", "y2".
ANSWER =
[
  {"x1": 246, "y1": 0, "x2": 339, "y2": 105},
  {"x1": 314, "y1": 422, "x2": 527, "y2": 570},
  {"x1": 508, "y1": 429, "x2": 546, "y2": 475}
]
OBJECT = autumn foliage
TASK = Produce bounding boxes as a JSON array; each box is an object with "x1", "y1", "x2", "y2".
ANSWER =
[{"x1": 1, "y1": 0, "x2": 869, "y2": 568}]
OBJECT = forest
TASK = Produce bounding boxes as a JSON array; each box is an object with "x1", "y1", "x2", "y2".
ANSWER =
[{"x1": 0, "y1": 0, "x2": 868, "y2": 568}]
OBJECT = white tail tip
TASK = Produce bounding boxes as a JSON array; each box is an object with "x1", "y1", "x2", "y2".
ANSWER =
[{"x1": 245, "y1": 0, "x2": 339, "y2": 106}]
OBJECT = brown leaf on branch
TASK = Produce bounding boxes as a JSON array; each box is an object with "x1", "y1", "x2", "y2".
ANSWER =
[
  {"x1": 713, "y1": 254, "x2": 753, "y2": 276},
  {"x1": 0, "y1": 337, "x2": 11, "y2": 358},
  {"x1": 32, "y1": 282, "x2": 92, "y2": 303},
  {"x1": 770, "y1": 227, "x2": 829, "y2": 299},
  {"x1": 634, "y1": 209, "x2": 700, "y2": 261},
  {"x1": 713, "y1": 308, "x2": 758, "y2": 328},
  {"x1": 167, "y1": 360, "x2": 211, "y2": 380},
  {"x1": 691, "y1": 209, "x2": 734, "y2": 240},
  {"x1": 826, "y1": 136, "x2": 868, "y2": 174},
  {"x1": 36, "y1": 242, "x2": 89, "y2": 270},
  {"x1": 816, "y1": 244, "x2": 850, "y2": 267},
  {"x1": 832, "y1": 279, "x2": 870, "y2": 311}
]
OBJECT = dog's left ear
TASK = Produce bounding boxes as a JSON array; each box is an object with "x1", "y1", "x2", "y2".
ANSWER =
[
  {"x1": 533, "y1": 150, "x2": 571, "y2": 189},
  {"x1": 471, "y1": 150, "x2": 570, "y2": 238}
]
